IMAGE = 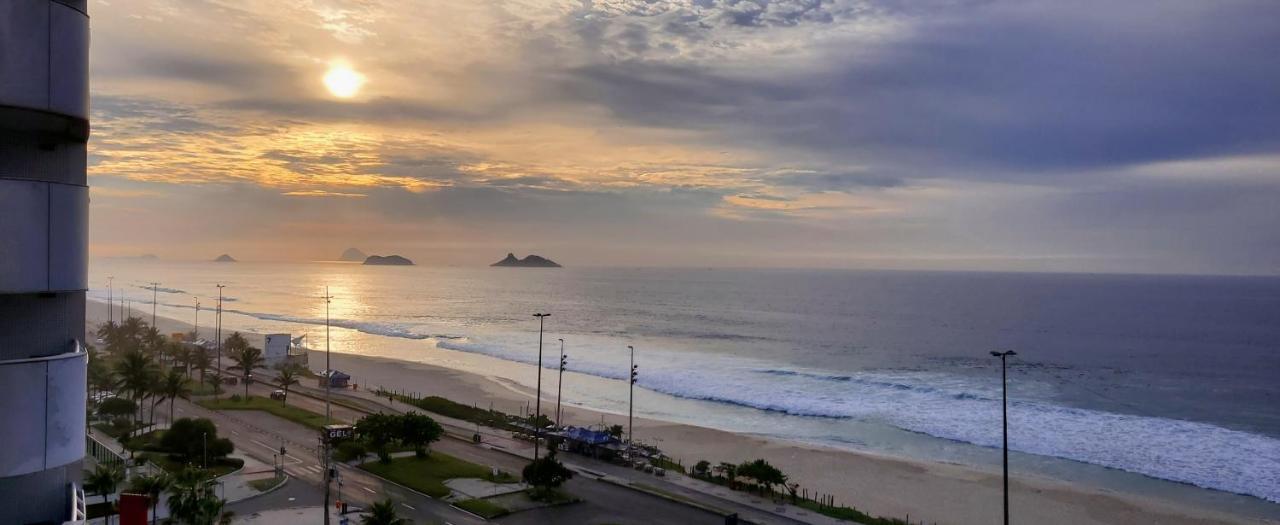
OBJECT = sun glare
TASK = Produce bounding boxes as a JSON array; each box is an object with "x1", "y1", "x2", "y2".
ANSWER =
[{"x1": 323, "y1": 64, "x2": 365, "y2": 98}]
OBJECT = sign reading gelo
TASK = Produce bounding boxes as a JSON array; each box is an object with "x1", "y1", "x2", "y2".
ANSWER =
[{"x1": 324, "y1": 424, "x2": 354, "y2": 443}]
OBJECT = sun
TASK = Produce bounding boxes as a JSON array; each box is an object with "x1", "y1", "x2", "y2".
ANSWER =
[{"x1": 323, "y1": 64, "x2": 365, "y2": 98}]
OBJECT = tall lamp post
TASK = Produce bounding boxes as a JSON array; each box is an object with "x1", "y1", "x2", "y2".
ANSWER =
[
  {"x1": 532, "y1": 313, "x2": 550, "y2": 460},
  {"x1": 216, "y1": 284, "x2": 225, "y2": 372},
  {"x1": 192, "y1": 298, "x2": 200, "y2": 342},
  {"x1": 322, "y1": 287, "x2": 334, "y2": 423},
  {"x1": 555, "y1": 338, "x2": 566, "y2": 428},
  {"x1": 991, "y1": 349, "x2": 1017, "y2": 525},
  {"x1": 628, "y1": 345, "x2": 637, "y2": 453},
  {"x1": 149, "y1": 282, "x2": 160, "y2": 327},
  {"x1": 107, "y1": 276, "x2": 114, "y2": 325}
]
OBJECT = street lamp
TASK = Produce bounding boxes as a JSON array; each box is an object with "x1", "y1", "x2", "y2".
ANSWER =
[
  {"x1": 532, "y1": 313, "x2": 550, "y2": 460},
  {"x1": 107, "y1": 276, "x2": 114, "y2": 325},
  {"x1": 552, "y1": 338, "x2": 568, "y2": 427},
  {"x1": 628, "y1": 345, "x2": 637, "y2": 452},
  {"x1": 322, "y1": 287, "x2": 334, "y2": 423},
  {"x1": 216, "y1": 284, "x2": 225, "y2": 373},
  {"x1": 149, "y1": 282, "x2": 159, "y2": 327},
  {"x1": 990, "y1": 350, "x2": 1017, "y2": 525},
  {"x1": 193, "y1": 298, "x2": 200, "y2": 342}
]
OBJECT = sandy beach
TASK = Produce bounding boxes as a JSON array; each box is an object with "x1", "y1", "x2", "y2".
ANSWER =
[{"x1": 87, "y1": 300, "x2": 1277, "y2": 525}]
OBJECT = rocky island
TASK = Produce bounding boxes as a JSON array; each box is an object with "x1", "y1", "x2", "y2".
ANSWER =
[
  {"x1": 363, "y1": 254, "x2": 414, "y2": 266},
  {"x1": 340, "y1": 247, "x2": 368, "y2": 262},
  {"x1": 490, "y1": 253, "x2": 561, "y2": 268},
  {"x1": 213, "y1": 254, "x2": 237, "y2": 262}
]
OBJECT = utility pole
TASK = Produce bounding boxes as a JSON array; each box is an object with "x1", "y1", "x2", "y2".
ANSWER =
[
  {"x1": 107, "y1": 276, "x2": 114, "y2": 325},
  {"x1": 216, "y1": 284, "x2": 225, "y2": 373},
  {"x1": 150, "y1": 282, "x2": 159, "y2": 327},
  {"x1": 555, "y1": 338, "x2": 566, "y2": 428},
  {"x1": 531, "y1": 313, "x2": 550, "y2": 460},
  {"x1": 991, "y1": 350, "x2": 1017, "y2": 525},
  {"x1": 193, "y1": 298, "x2": 200, "y2": 343},
  {"x1": 629, "y1": 345, "x2": 637, "y2": 453},
  {"x1": 322, "y1": 287, "x2": 334, "y2": 423}
]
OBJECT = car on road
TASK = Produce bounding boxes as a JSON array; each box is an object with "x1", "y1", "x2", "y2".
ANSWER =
[{"x1": 270, "y1": 389, "x2": 286, "y2": 400}]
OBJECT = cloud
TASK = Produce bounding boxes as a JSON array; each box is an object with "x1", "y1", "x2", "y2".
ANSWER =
[{"x1": 281, "y1": 190, "x2": 369, "y2": 198}]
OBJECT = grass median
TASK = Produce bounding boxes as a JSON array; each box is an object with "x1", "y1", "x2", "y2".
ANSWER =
[
  {"x1": 359, "y1": 453, "x2": 517, "y2": 498},
  {"x1": 454, "y1": 498, "x2": 509, "y2": 518},
  {"x1": 196, "y1": 395, "x2": 340, "y2": 429}
]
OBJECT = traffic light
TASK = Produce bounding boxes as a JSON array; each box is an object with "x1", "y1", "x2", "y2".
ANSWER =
[
  {"x1": 631, "y1": 364, "x2": 638, "y2": 385},
  {"x1": 560, "y1": 354, "x2": 568, "y2": 371}
]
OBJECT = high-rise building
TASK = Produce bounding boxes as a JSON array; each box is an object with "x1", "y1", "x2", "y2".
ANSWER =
[{"x1": 0, "y1": 1, "x2": 91, "y2": 523}]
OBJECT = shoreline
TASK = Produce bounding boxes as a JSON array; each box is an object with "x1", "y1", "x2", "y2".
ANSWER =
[{"x1": 86, "y1": 299, "x2": 1278, "y2": 524}]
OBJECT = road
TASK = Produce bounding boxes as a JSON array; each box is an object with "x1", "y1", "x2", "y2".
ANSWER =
[{"x1": 180, "y1": 378, "x2": 728, "y2": 524}]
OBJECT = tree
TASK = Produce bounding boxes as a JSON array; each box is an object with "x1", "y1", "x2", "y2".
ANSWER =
[
  {"x1": 159, "y1": 368, "x2": 191, "y2": 423},
  {"x1": 272, "y1": 365, "x2": 301, "y2": 406},
  {"x1": 356, "y1": 413, "x2": 400, "y2": 463},
  {"x1": 399, "y1": 411, "x2": 444, "y2": 458},
  {"x1": 189, "y1": 346, "x2": 211, "y2": 383},
  {"x1": 607, "y1": 424, "x2": 624, "y2": 439},
  {"x1": 85, "y1": 462, "x2": 125, "y2": 524},
  {"x1": 88, "y1": 348, "x2": 115, "y2": 401},
  {"x1": 522, "y1": 451, "x2": 574, "y2": 499},
  {"x1": 737, "y1": 459, "x2": 786, "y2": 496},
  {"x1": 129, "y1": 472, "x2": 172, "y2": 525},
  {"x1": 718, "y1": 462, "x2": 738, "y2": 488},
  {"x1": 167, "y1": 467, "x2": 230, "y2": 525},
  {"x1": 98, "y1": 396, "x2": 137, "y2": 422},
  {"x1": 114, "y1": 348, "x2": 158, "y2": 430},
  {"x1": 226, "y1": 338, "x2": 264, "y2": 399},
  {"x1": 162, "y1": 418, "x2": 233, "y2": 463},
  {"x1": 694, "y1": 460, "x2": 711, "y2": 477},
  {"x1": 361, "y1": 499, "x2": 409, "y2": 525}
]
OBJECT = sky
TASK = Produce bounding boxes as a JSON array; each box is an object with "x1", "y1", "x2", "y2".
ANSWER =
[{"x1": 87, "y1": 0, "x2": 1280, "y2": 274}]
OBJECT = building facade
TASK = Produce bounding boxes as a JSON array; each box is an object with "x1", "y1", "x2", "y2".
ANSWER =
[{"x1": 0, "y1": 1, "x2": 91, "y2": 523}]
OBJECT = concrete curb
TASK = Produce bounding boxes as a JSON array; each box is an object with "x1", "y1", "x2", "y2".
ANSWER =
[{"x1": 228, "y1": 474, "x2": 290, "y2": 504}]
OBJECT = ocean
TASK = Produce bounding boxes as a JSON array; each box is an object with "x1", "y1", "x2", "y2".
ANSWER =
[{"x1": 89, "y1": 260, "x2": 1280, "y2": 508}]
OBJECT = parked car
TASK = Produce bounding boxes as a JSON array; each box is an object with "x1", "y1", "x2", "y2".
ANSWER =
[{"x1": 270, "y1": 389, "x2": 286, "y2": 400}]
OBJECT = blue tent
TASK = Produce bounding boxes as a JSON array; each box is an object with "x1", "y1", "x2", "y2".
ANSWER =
[{"x1": 564, "y1": 427, "x2": 616, "y2": 445}]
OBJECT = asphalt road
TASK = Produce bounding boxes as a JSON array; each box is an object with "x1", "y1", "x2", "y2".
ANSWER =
[{"x1": 180, "y1": 379, "x2": 728, "y2": 524}]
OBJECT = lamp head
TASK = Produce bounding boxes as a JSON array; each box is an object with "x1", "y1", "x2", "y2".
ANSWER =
[{"x1": 990, "y1": 351, "x2": 1002, "y2": 357}]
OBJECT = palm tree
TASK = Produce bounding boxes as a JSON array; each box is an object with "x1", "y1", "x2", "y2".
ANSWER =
[
  {"x1": 85, "y1": 462, "x2": 125, "y2": 524},
  {"x1": 159, "y1": 368, "x2": 190, "y2": 424},
  {"x1": 144, "y1": 326, "x2": 166, "y2": 361},
  {"x1": 88, "y1": 348, "x2": 115, "y2": 402},
  {"x1": 190, "y1": 346, "x2": 212, "y2": 384},
  {"x1": 361, "y1": 499, "x2": 409, "y2": 525},
  {"x1": 226, "y1": 339, "x2": 265, "y2": 399},
  {"x1": 97, "y1": 321, "x2": 122, "y2": 352},
  {"x1": 167, "y1": 467, "x2": 228, "y2": 525},
  {"x1": 272, "y1": 365, "x2": 301, "y2": 406},
  {"x1": 114, "y1": 348, "x2": 158, "y2": 430},
  {"x1": 128, "y1": 472, "x2": 172, "y2": 525}
]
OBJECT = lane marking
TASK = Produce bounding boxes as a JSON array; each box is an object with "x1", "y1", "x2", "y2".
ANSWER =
[
  {"x1": 362, "y1": 486, "x2": 376, "y2": 494},
  {"x1": 400, "y1": 503, "x2": 416, "y2": 511}
]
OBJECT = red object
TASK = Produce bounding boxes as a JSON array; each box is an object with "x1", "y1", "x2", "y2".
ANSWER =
[{"x1": 118, "y1": 493, "x2": 150, "y2": 525}]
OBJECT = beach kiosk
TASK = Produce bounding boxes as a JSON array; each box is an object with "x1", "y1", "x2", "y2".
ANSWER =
[
  {"x1": 319, "y1": 370, "x2": 351, "y2": 389},
  {"x1": 264, "y1": 334, "x2": 290, "y2": 366}
]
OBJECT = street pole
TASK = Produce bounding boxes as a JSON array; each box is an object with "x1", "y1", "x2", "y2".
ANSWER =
[
  {"x1": 991, "y1": 350, "x2": 1017, "y2": 525},
  {"x1": 556, "y1": 338, "x2": 565, "y2": 428},
  {"x1": 193, "y1": 298, "x2": 200, "y2": 342},
  {"x1": 532, "y1": 313, "x2": 550, "y2": 460},
  {"x1": 216, "y1": 284, "x2": 225, "y2": 374},
  {"x1": 323, "y1": 288, "x2": 334, "y2": 423},
  {"x1": 628, "y1": 345, "x2": 636, "y2": 453},
  {"x1": 150, "y1": 282, "x2": 159, "y2": 327},
  {"x1": 107, "y1": 276, "x2": 113, "y2": 325}
]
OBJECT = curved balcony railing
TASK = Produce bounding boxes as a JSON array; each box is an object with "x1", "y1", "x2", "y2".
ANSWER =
[{"x1": 0, "y1": 341, "x2": 86, "y2": 478}]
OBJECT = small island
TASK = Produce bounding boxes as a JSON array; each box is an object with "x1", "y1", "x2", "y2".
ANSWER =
[
  {"x1": 340, "y1": 247, "x2": 367, "y2": 262},
  {"x1": 213, "y1": 254, "x2": 237, "y2": 263},
  {"x1": 490, "y1": 253, "x2": 561, "y2": 268},
  {"x1": 363, "y1": 254, "x2": 414, "y2": 266}
]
